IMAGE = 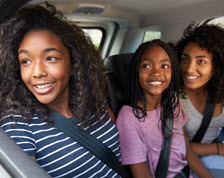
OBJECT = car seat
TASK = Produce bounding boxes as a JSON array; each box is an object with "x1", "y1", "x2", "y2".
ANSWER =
[{"x1": 104, "y1": 53, "x2": 133, "y2": 118}]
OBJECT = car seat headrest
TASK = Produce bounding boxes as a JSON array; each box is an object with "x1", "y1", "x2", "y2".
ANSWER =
[{"x1": 104, "y1": 53, "x2": 133, "y2": 117}]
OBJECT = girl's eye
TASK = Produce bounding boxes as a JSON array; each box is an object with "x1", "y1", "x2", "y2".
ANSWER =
[
  {"x1": 143, "y1": 64, "x2": 150, "y2": 68},
  {"x1": 20, "y1": 59, "x2": 31, "y2": 64},
  {"x1": 47, "y1": 56, "x2": 57, "y2": 61},
  {"x1": 181, "y1": 58, "x2": 188, "y2": 62},
  {"x1": 198, "y1": 60, "x2": 206, "y2": 64},
  {"x1": 162, "y1": 64, "x2": 170, "y2": 69}
]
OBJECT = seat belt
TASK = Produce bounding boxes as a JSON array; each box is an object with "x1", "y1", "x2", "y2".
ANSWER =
[
  {"x1": 173, "y1": 100, "x2": 215, "y2": 178},
  {"x1": 48, "y1": 110, "x2": 129, "y2": 178},
  {"x1": 155, "y1": 117, "x2": 173, "y2": 178},
  {"x1": 191, "y1": 100, "x2": 215, "y2": 143}
]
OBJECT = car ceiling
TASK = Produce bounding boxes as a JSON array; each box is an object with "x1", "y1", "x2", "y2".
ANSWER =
[{"x1": 29, "y1": 0, "x2": 224, "y2": 27}]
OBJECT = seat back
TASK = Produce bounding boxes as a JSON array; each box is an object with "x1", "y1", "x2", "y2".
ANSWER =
[{"x1": 104, "y1": 53, "x2": 133, "y2": 117}]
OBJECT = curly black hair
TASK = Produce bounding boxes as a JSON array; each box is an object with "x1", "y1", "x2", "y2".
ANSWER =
[
  {"x1": 0, "y1": 3, "x2": 107, "y2": 127},
  {"x1": 126, "y1": 39, "x2": 180, "y2": 136},
  {"x1": 176, "y1": 23, "x2": 224, "y2": 104}
]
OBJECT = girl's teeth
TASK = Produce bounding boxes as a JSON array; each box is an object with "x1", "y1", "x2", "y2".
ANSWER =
[
  {"x1": 150, "y1": 81, "x2": 162, "y2": 85},
  {"x1": 36, "y1": 83, "x2": 53, "y2": 89},
  {"x1": 186, "y1": 76, "x2": 197, "y2": 79}
]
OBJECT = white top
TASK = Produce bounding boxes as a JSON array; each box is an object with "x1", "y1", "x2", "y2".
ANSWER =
[{"x1": 180, "y1": 95, "x2": 224, "y2": 143}]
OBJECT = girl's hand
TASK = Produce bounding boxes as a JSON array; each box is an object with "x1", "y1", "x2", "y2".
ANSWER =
[
  {"x1": 184, "y1": 129, "x2": 212, "y2": 178},
  {"x1": 217, "y1": 143, "x2": 224, "y2": 156},
  {"x1": 190, "y1": 142, "x2": 224, "y2": 157}
]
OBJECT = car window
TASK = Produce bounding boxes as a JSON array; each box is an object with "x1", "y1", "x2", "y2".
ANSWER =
[
  {"x1": 207, "y1": 16, "x2": 224, "y2": 26},
  {"x1": 142, "y1": 31, "x2": 161, "y2": 43},
  {"x1": 82, "y1": 28, "x2": 105, "y2": 50}
]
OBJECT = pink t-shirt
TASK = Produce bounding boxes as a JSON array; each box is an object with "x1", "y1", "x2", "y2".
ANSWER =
[{"x1": 116, "y1": 105, "x2": 190, "y2": 178}]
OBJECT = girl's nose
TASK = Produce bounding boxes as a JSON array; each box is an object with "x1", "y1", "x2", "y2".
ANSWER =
[
  {"x1": 151, "y1": 67, "x2": 161, "y2": 77},
  {"x1": 152, "y1": 72, "x2": 161, "y2": 77},
  {"x1": 186, "y1": 61, "x2": 196, "y2": 73},
  {"x1": 32, "y1": 61, "x2": 47, "y2": 78}
]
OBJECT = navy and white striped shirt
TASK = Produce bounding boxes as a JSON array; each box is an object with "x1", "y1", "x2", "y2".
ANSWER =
[{"x1": 1, "y1": 113, "x2": 121, "y2": 177}]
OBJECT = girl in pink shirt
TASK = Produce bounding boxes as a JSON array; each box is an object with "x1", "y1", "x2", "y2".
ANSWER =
[{"x1": 116, "y1": 40, "x2": 211, "y2": 178}]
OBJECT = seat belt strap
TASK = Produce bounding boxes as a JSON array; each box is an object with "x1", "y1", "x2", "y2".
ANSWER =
[
  {"x1": 48, "y1": 110, "x2": 128, "y2": 178},
  {"x1": 191, "y1": 100, "x2": 215, "y2": 143}
]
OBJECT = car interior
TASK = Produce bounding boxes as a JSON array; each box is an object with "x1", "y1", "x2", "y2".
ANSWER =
[
  {"x1": 1, "y1": 0, "x2": 224, "y2": 177},
  {"x1": 0, "y1": 127, "x2": 51, "y2": 178}
]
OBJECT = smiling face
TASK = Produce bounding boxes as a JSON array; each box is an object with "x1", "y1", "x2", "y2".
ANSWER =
[
  {"x1": 180, "y1": 42, "x2": 213, "y2": 91},
  {"x1": 18, "y1": 30, "x2": 71, "y2": 110},
  {"x1": 138, "y1": 45, "x2": 172, "y2": 100}
]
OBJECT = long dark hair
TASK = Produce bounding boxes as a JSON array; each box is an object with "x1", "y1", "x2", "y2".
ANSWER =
[
  {"x1": 0, "y1": 3, "x2": 107, "y2": 127},
  {"x1": 176, "y1": 23, "x2": 224, "y2": 104},
  {"x1": 126, "y1": 40, "x2": 180, "y2": 135}
]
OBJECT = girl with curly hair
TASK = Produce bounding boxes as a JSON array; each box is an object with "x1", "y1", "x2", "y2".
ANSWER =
[
  {"x1": 0, "y1": 3, "x2": 121, "y2": 177},
  {"x1": 116, "y1": 40, "x2": 210, "y2": 178},
  {"x1": 176, "y1": 23, "x2": 224, "y2": 174}
]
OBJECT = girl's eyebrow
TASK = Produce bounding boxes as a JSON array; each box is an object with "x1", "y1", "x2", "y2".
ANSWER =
[
  {"x1": 18, "y1": 48, "x2": 62, "y2": 55},
  {"x1": 182, "y1": 53, "x2": 189, "y2": 57},
  {"x1": 182, "y1": 53, "x2": 211, "y2": 60},
  {"x1": 196, "y1": 55, "x2": 210, "y2": 60},
  {"x1": 44, "y1": 48, "x2": 62, "y2": 53},
  {"x1": 142, "y1": 58, "x2": 170, "y2": 63},
  {"x1": 159, "y1": 59, "x2": 170, "y2": 63},
  {"x1": 18, "y1": 49, "x2": 28, "y2": 55}
]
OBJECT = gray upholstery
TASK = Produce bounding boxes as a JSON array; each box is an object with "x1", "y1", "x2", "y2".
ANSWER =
[{"x1": 0, "y1": 127, "x2": 51, "y2": 178}]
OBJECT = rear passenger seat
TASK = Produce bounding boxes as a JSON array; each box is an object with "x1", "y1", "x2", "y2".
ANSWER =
[{"x1": 104, "y1": 53, "x2": 133, "y2": 117}]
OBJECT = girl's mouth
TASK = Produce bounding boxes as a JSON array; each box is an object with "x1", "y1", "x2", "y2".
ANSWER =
[
  {"x1": 36, "y1": 82, "x2": 54, "y2": 89},
  {"x1": 33, "y1": 82, "x2": 55, "y2": 94},
  {"x1": 149, "y1": 81, "x2": 162, "y2": 85},
  {"x1": 184, "y1": 75, "x2": 199, "y2": 83},
  {"x1": 148, "y1": 80, "x2": 163, "y2": 87}
]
